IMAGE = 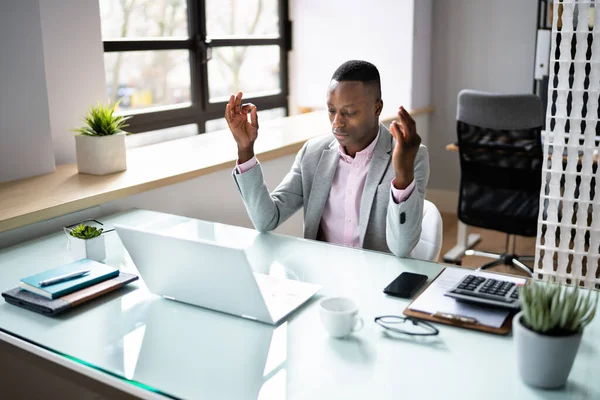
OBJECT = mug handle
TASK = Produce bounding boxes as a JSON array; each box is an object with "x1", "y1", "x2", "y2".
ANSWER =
[{"x1": 352, "y1": 316, "x2": 364, "y2": 332}]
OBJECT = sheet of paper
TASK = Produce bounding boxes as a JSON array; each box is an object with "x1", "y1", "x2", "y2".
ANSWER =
[{"x1": 408, "y1": 267, "x2": 527, "y2": 328}]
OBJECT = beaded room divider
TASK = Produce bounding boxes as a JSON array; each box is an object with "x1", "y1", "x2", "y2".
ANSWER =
[{"x1": 535, "y1": 0, "x2": 600, "y2": 288}]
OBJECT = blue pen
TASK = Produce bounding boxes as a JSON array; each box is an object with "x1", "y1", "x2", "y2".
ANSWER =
[{"x1": 39, "y1": 269, "x2": 91, "y2": 287}]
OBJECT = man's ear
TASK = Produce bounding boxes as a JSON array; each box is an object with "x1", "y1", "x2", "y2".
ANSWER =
[{"x1": 375, "y1": 99, "x2": 383, "y2": 117}]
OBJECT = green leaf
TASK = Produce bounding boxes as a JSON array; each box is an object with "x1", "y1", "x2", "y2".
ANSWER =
[
  {"x1": 68, "y1": 224, "x2": 103, "y2": 239},
  {"x1": 521, "y1": 279, "x2": 598, "y2": 335},
  {"x1": 72, "y1": 101, "x2": 132, "y2": 136}
]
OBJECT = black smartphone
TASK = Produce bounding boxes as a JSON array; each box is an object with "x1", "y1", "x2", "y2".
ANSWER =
[{"x1": 383, "y1": 272, "x2": 428, "y2": 298}]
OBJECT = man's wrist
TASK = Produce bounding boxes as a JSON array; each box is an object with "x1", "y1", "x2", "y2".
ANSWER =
[
  {"x1": 238, "y1": 146, "x2": 255, "y2": 164},
  {"x1": 393, "y1": 172, "x2": 414, "y2": 190}
]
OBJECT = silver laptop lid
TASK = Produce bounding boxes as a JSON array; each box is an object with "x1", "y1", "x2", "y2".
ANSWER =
[{"x1": 114, "y1": 224, "x2": 273, "y2": 323}]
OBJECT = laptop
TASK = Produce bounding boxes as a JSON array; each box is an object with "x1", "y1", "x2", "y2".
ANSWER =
[{"x1": 114, "y1": 223, "x2": 321, "y2": 325}]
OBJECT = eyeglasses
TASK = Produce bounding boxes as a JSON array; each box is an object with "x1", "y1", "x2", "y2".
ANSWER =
[{"x1": 374, "y1": 315, "x2": 439, "y2": 336}]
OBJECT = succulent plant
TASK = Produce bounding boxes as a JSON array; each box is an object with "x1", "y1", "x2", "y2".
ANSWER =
[
  {"x1": 520, "y1": 280, "x2": 598, "y2": 336},
  {"x1": 74, "y1": 101, "x2": 131, "y2": 136},
  {"x1": 69, "y1": 224, "x2": 103, "y2": 239}
]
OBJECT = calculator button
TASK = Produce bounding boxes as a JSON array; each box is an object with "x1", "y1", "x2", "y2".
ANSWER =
[{"x1": 453, "y1": 289, "x2": 516, "y2": 303}]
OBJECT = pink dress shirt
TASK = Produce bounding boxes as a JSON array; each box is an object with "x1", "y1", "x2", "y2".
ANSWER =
[{"x1": 236, "y1": 132, "x2": 415, "y2": 248}]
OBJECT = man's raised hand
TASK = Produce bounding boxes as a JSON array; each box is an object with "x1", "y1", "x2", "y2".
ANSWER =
[
  {"x1": 225, "y1": 92, "x2": 259, "y2": 163},
  {"x1": 389, "y1": 106, "x2": 421, "y2": 189}
]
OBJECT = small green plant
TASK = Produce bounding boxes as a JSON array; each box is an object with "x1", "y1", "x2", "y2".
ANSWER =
[
  {"x1": 69, "y1": 224, "x2": 103, "y2": 239},
  {"x1": 520, "y1": 280, "x2": 598, "y2": 336},
  {"x1": 74, "y1": 101, "x2": 131, "y2": 136}
]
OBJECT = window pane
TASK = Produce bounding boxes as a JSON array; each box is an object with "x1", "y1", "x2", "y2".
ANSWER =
[
  {"x1": 208, "y1": 46, "x2": 281, "y2": 102},
  {"x1": 104, "y1": 50, "x2": 191, "y2": 111},
  {"x1": 205, "y1": 107, "x2": 285, "y2": 132},
  {"x1": 126, "y1": 124, "x2": 198, "y2": 148},
  {"x1": 206, "y1": 0, "x2": 279, "y2": 38},
  {"x1": 99, "y1": 0, "x2": 188, "y2": 39}
]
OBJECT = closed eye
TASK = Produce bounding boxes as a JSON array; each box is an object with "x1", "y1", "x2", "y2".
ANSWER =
[{"x1": 328, "y1": 109, "x2": 357, "y2": 117}]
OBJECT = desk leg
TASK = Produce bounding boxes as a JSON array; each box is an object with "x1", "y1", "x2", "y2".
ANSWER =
[{"x1": 442, "y1": 221, "x2": 481, "y2": 264}]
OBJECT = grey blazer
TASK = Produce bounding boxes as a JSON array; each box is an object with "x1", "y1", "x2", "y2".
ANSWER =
[{"x1": 232, "y1": 123, "x2": 430, "y2": 257}]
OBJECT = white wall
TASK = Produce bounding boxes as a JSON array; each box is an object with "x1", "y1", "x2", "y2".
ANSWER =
[
  {"x1": 428, "y1": 0, "x2": 538, "y2": 191},
  {"x1": 290, "y1": 0, "x2": 415, "y2": 117},
  {"x1": 0, "y1": 0, "x2": 107, "y2": 182},
  {"x1": 0, "y1": 1, "x2": 56, "y2": 183},
  {"x1": 39, "y1": 0, "x2": 107, "y2": 165},
  {"x1": 411, "y1": 0, "x2": 433, "y2": 109}
]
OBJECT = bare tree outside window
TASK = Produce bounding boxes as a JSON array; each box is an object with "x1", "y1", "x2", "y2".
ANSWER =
[
  {"x1": 100, "y1": 0, "x2": 189, "y2": 110},
  {"x1": 206, "y1": 0, "x2": 280, "y2": 100},
  {"x1": 98, "y1": 0, "x2": 288, "y2": 134}
]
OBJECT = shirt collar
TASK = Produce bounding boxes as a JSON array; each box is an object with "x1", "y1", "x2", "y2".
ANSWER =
[{"x1": 338, "y1": 126, "x2": 380, "y2": 164}]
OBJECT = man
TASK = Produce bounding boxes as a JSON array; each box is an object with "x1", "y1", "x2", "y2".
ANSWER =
[{"x1": 226, "y1": 60, "x2": 429, "y2": 257}]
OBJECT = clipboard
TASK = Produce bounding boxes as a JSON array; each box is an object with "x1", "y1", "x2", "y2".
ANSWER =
[{"x1": 402, "y1": 268, "x2": 519, "y2": 335}]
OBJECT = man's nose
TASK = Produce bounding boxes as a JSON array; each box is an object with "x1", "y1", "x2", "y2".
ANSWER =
[{"x1": 332, "y1": 113, "x2": 344, "y2": 129}]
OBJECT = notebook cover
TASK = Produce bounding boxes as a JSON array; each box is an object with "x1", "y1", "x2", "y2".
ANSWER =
[
  {"x1": 20, "y1": 259, "x2": 119, "y2": 299},
  {"x1": 3, "y1": 273, "x2": 138, "y2": 316}
]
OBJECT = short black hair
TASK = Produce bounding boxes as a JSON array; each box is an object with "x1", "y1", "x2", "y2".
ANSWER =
[{"x1": 331, "y1": 60, "x2": 381, "y2": 99}]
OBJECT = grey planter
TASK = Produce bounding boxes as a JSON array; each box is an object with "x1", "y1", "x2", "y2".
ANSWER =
[
  {"x1": 513, "y1": 311, "x2": 583, "y2": 389},
  {"x1": 75, "y1": 132, "x2": 127, "y2": 175}
]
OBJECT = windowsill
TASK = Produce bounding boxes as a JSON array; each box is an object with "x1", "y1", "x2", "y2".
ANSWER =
[{"x1": 0, "y1": 107, "x2": 433, "y2": 233}]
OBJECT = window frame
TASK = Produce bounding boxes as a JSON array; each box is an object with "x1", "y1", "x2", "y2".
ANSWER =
[{"x1": 101, "y1": 0, "x2": 291, "y2": 133}]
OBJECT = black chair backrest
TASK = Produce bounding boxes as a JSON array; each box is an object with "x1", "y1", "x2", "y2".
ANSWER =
[{"x1": 456, "y1": 90, "x2": 544, "y2": 237}]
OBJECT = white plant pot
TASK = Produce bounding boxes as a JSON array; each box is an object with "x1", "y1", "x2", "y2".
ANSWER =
[
  {"x1": 513, "y1": 311, "x2": 583, "y2": 389},
  {"x1": 75, "y1": 132, "x2": 127, "y2": 175},
  {"x1": 69, "y1": 235, "x2": 106, "y2": 262}
]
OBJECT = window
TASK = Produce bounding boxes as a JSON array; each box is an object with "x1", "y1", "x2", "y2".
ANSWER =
[{"x1": 99, "y1": 0, "x2": 291, "y2": 134}]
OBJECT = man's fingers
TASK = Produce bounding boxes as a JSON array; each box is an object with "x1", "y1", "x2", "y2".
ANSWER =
[
  {"x1": 250, "y1": 104, "x2": 259, "y2": 128},
  {"x1": 398, "y1": 106, "x2": 418, "y2": 144},
  {"x1": 399, "y1": 106, "x2": 414, "y2": 121},
  {"x1": 400, "y1": 106, "x2": 415, "y2": 124},
  {"x1": 243, "y1": 103, "x2": 257, "y2": 123},
  {"x1": 234, "y1": 92, "x2": 243, "y2": 112},
  {"x1": 399, "y1": 107, "x2": 415, "y2": 126},
  {"x1": 395, "y1": 118, "x2": 408, "y2": 138},
  {"x1": 390, "y1": 121, "x2": 405, "y2": 147},
  {"x1": 226, "y1": 95, "x2": 235, "y2": 120},
  {"x1": 241, "y1": 102, "x2": 256, "y2": 112}
]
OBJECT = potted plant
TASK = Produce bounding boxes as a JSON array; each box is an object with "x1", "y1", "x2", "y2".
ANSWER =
[
  {"x1": 74, "y1": 101, "x2": 131, "y2": 175},
  {"x1": 513, "y1": 280, "x2": 598, "y2": 389},
  {"x1": 65, "y1": 224, "x2": 106, "y2": 262}
]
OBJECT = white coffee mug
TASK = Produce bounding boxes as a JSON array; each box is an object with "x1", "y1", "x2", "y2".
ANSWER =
[{"x1": 319, "y1": 297, "x2": 363, "y2": 338}]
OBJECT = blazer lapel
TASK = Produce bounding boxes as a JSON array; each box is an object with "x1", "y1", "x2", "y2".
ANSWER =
[
  {"x1": 359, "y1": 124, "x2": 393, "y2": 245},
  {"x1": 304, "y1": 140, "x2": 340, "y2": 240}
]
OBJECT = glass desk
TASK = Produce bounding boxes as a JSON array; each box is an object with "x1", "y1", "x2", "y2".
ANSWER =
[{"x1": 0, "y1": 209, "x2": 598, "y2": 399}]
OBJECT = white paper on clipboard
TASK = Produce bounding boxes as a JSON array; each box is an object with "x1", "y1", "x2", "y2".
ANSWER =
[{"x1": 408, "y1": 267, "x2": 527, "y2": 328}]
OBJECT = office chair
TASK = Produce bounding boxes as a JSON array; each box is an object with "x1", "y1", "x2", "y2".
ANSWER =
[
  {"x1": 410, "y1": 200, "x2": 443, "y2": 262},
  {"x1": 456, "y1": 90, "x2": 544, "y2": 276}
]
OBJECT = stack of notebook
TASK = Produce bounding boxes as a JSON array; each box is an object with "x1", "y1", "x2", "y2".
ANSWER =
[{"x1": 1, "y1": 258, "x2": 138, "y2": 316}]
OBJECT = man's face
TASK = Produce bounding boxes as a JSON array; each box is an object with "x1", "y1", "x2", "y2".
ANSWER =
[{"x1": 326, "y1": 80, "x2": 383, "y2": 156}]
